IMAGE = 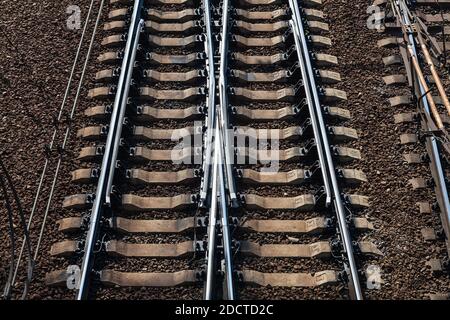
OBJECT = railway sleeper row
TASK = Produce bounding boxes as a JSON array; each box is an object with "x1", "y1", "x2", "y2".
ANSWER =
[{"x1": 45, "y1": 0, "x2": 380, "y2": 298}]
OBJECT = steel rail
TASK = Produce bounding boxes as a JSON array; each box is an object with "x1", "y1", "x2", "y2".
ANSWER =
[
  {"x1": 288, "y1": 0, "x2": 363, "y2": 300},
  {"x1": 204, "y1": 130, "x2": 220, "y2": 299},
  {"x1": 216, "y1": 125, "x2": 235, "y2": 300},
  {"x1": 219, "y1": 0, "x2": 239, "y2": 208},
  {"x1": 204, "y1": 120, "x2": 235, "y2": 300},
  {"x1": 11, "y1": 0, "x2": 98, "y2": 289},
  {"x1": 205, "y1": 0, "x2": 236, "y2": 299},
  {"x1": 217, "y1": 0, "x2": 237, "y2": 299},
  {"x1": 394, "y1": 0, "x2": 450, "y2": 248},
  {"x1": 199, "y1": 0, "x2": 217, "y2": 207},
  {"x1": 76, "y1": 0, "x2": 144, "y2": 300},
  {"x1": 202, "y1": 0, "x2": 220, "y2": 299}
]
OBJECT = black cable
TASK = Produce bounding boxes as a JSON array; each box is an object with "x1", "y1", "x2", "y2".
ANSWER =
[
  {"x1": 0, "y1": 172, "x2": 16, "y2": 300},
  {"x1": 0, "y1": 158, "x2": 34, "y2": 299}
]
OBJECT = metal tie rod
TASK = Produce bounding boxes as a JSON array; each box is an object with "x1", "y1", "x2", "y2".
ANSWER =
[
  {"x1": 76, "y1": 0, "x2": 144, "y2": 300},
  {"x1": 288, "y1": 0, "x2": 363, "y2": 300}
]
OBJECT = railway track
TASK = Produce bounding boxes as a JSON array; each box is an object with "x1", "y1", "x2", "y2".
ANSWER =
[
  {"x1": 377, "y1": 0, "x2": 450, "y2": 299},
  {"x1": 42, "y1": 0, "x2": 382, "y2": 300}
]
